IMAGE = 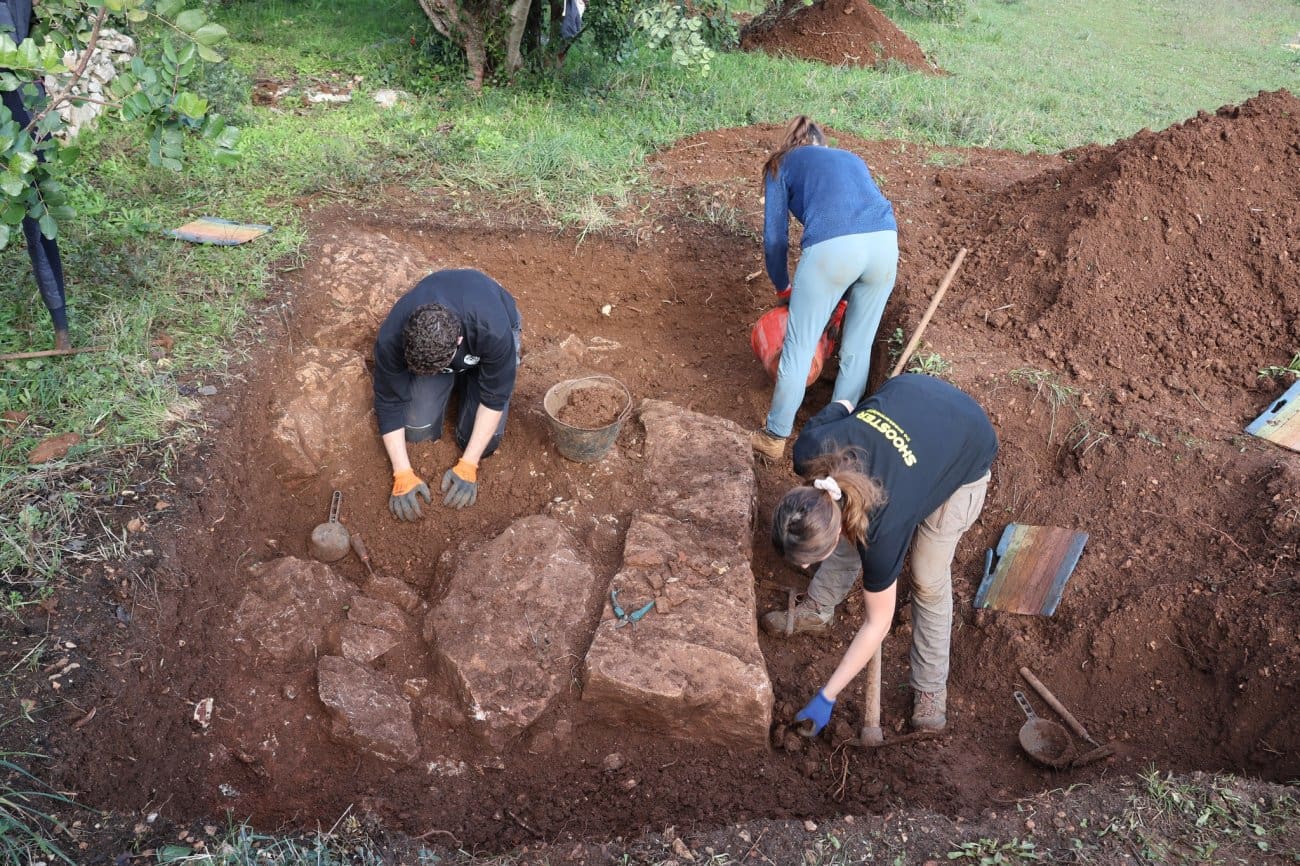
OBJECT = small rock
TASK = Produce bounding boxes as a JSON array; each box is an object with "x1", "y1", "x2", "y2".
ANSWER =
[
  {"x1": 600, "y1": 304, "x2": 613, "y2": 316},
  {"x1": 602, "y1": 752, "x2": 625, "y2": 773},
  {"x1": 126, "y1": 518, "x2": 147, "y2": 533},
  {"x1": 672, "y1": 837, "x2": 695, "y2": 861},
  {"x1": 197, "y1": 385, "x2": 218, "y2": 397},
  {"x1": 803, "y1": 820, "x2": 818, "y2": 832},
  {"x1": 620, "y1": 777, "x2": 638, "y2": 790},
  {"x1": 281, "y1": 684, "x2": 298, "y2": 700},
  {"x1": 372, "y1": 89, "x2": 410, "y2": 108},
  {"x1": 154, "y1": 500, "x2": 171, "y2": 511}
]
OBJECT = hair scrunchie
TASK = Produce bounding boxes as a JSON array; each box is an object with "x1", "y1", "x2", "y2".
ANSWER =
[{"x1": 812, "y1": 476, "x2": 842, "y2": 501}]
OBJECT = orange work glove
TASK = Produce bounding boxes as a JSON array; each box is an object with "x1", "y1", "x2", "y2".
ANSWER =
[
  {"x1": 389, "y1": 468, "x2": 431, "y2": 521},
  {"x1": 441, "y1": 458, "x2": 479, "y2": 509}
]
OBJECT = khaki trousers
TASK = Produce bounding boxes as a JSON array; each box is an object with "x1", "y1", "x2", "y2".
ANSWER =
[{"x1": 805, "y1": 470, "x2": 990, "y2": 692}]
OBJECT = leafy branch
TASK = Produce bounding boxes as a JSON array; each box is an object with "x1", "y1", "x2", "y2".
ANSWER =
[{"x1": 0, "y1": 0, "x2": 240, "y2": 249}]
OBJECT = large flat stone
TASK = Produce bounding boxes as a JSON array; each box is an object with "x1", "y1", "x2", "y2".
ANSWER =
[
  {"x1": 233, "y1": 557, "x2": 353, "y2": 666},
  {"x1": 639, "y1": 399, "x2": 755, "y2": 545},
  {"x1": 269, "y1": 348, "x2": 372, "y2": 478},
  {"x1": 317, "y1": 655, "x2": 419, "y2": 763},
  {"x1": 583, "y1": 512, "x2": 772, "y2": 748},
  {"x1": 310, "y1": 229, "x2": 435, "y2": 344},
  {"x1": 423, "y1": 515, "x2": 600, "y2": 748}
]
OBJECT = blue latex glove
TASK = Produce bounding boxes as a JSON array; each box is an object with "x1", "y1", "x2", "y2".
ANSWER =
[{"x1": 795, "y1": 689, "x2": 835, "y2": 735}]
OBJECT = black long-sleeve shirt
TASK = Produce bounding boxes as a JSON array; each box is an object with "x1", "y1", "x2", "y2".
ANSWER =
[
  {"x1": 792, "y1": 374, "x2": 998, "y2": 591},
  {"x1": 372, "y1": 269, "x2": 521, "y2": 435}
]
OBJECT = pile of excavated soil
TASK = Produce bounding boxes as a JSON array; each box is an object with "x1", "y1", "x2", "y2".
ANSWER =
[
  {"x1": 9, "y1": 91, "x2": 1299, "y2": 856},
  {"x1": 945, "y1": 89, "x2": 1300, "y2": 434},
  {"x1": 556, "y1": 384, "x2": 626, "y2": 428},
  {"x1": 740, "y1": 0, "x2": 938, "y2": 72}
]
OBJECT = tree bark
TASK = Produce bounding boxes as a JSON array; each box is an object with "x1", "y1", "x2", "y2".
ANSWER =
[
  {"x1": 463, "y1": 21, "x2": 488, "y2": 90},
  {"x1": 503, "y1": 0, "x2": 534, "y2": 76},
  {"x1": 418, "y1": 0, "x2": 489, "y2": 89}
]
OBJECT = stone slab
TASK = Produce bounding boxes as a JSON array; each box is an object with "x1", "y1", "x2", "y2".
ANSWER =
[
  {"x1": 423, "y1": 515, "x2": 599, "y2": 748},
  {"x1": 317, "y1": 655, "x2": 419, "y2": 763},
  {"x1": 270, "y1": 348, "x2": 372, "y2": 478},
  {"x1": 232, "y1": 557, "x2": 353, "y2": 666},
  {"x1": 338, "y1": 621, "x2": 398, "y2": 664},
  {"x1": 583, "y1": 512, "x2": 772, "y2": 747},
  {"x1": 639, "y1": 399, "x2": 755, "y2": 546}
]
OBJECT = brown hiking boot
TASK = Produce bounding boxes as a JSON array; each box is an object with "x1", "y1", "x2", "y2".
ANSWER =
[
  {"x1": 760, "y1": 600, "x2": 834, "y2": 636},
  {"x1": 911, "y1": 688, "x2": 947, "y2": 732},
  {"x1": 751, "y1": 428, "x2": 787, "y2": 462}
]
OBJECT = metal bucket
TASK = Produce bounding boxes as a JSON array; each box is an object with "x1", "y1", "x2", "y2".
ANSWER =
[{"x1": 543, "y1": 375, "x2": 632, "y2": 463}]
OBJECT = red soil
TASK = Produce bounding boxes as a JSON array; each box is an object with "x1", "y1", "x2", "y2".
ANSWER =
[
  {"x1": 11, "y1": 91, "x2": 1298, "y2": 855},
  {"x1": 740, "y1": 0, "x2": 939, "y2": 72}
]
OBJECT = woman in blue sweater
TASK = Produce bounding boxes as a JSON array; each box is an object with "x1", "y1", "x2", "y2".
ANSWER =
[{"x1": 752, "y1": 116, "x2": 898, "y2": 461}]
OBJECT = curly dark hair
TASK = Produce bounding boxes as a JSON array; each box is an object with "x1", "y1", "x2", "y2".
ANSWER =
[{"x1": 402, "y1": 303, "x2": 462, "y2": 375}]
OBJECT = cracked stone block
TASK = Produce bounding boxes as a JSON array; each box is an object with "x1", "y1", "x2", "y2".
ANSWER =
[
  {"x1": 338, "y1": 621, "x2": 399, "y2": 664},
  {"x1": 317, "y1": 655, "x2": 419, "y2": 763},
  {"x1": 233, "y1": 557, "x2": 352, "y2": 666},
  {"x1": 639, "y1": 399, "x2": 755, "y2": 545},
  {"x1": 362, "y1": 574, "x2": 423, "y2": 613},
  {"x1": 423, "y1": 515, "x2": 600, "y2": 748},
  {"x1": 349, "y1": 596, "x2": 409, "y2": 633},
  {"x1": 583, "y1": 512, "x2": 772, "y2": 747}
]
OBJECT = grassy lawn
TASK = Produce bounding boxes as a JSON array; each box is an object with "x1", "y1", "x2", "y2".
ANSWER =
[{"x1": 0, "y1": 0, "x2": 1296, "y2": 611}]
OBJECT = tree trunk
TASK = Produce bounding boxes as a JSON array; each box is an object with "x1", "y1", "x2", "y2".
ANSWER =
[
  {"x1": 503, "y1": 0, "x2": 533, "y2": 77},
  {"x1": 463, "y1": 22, "x2": 488, "y2": 90}
]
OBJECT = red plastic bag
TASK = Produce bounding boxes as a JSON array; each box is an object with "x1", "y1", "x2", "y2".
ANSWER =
[{"x1": 751, "y1": 300, "x2": 846, "y2": 385}]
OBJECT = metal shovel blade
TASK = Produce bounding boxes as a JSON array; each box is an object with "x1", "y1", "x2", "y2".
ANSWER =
[{"x1": 1014, "y1": 690, "x2": 1075, "y2": 769}]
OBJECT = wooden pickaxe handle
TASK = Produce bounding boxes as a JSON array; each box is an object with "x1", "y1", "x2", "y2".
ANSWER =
[
  {"x1": 889, "y1": 247, "x2": 968, "y2": 378},
  {"x1": 1020, "y1": 666, "x2": 1098, "y2": 746},
  {"x1": 860, "y1": 648, "x2": 883, "y2": 746}
]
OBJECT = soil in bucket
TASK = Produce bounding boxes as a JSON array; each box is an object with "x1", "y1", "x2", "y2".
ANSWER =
[
  {"x1": 543, "y1": 376, "x2": 632, "y2": 463},
  {"x1": 556, "y1": 384, "x2": 626, "y2": 429}
]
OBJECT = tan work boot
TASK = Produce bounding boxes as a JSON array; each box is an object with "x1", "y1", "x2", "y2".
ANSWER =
[
  {"x1": 751, "y1": 428, "x2": 787, "y2": 462},
  {"x1": 760, "y1": 599, "x2": 834, "y2": 636},
  {"x1": 911, "y1": 688, "x2": 947, "y2": 732}
]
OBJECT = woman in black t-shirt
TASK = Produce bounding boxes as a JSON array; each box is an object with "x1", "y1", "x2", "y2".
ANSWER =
[{"x1": 762, "y1": 375, "x2": 997, "y2": 738}]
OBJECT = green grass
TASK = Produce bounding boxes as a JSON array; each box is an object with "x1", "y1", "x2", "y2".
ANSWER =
[{"x1": 0, "y1": 752, "x2": 82, "y2": 864}]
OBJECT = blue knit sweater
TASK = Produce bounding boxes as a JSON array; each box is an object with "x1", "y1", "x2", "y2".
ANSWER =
[{"x1": 763, "y1": 145, "x2": 897, "y2": 290}]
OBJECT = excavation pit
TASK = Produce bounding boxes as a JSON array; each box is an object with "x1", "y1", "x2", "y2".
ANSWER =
[{"x1": 28, "y1": 94, "x2": 1300, "y2": 852}]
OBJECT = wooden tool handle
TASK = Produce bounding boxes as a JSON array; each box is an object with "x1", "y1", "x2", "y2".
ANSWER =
[
  {"x1": 0, "y1": 345, "x2": 108, "y2": 361},
  {"x1": 350, "y1": 532, "x2": 371, "y2": 563},
  {"x1": 1019, "y1": 666, "x2": 1095, "y2": 743},
  {"x1": 864, "y1": 649, "x2": 882, "y2": 729},
  {"x1": 889, "y1": 247, "x2": 968, "y2": 378},
  {"x1": 859, "y1": 648, "x2": 884, "y2": 746}
]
